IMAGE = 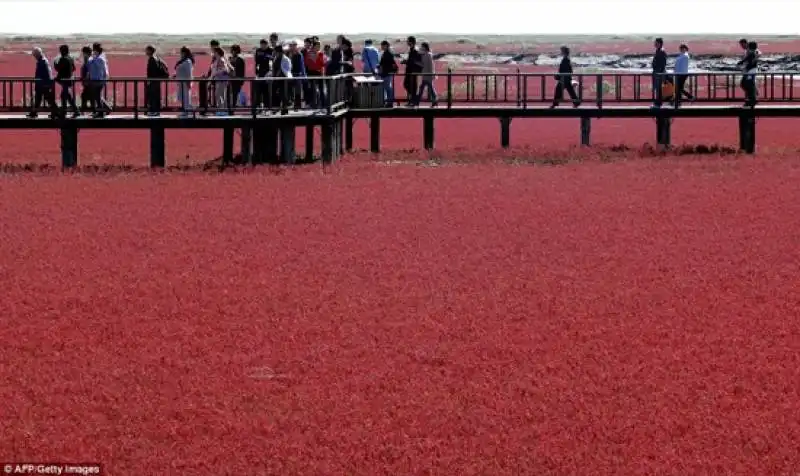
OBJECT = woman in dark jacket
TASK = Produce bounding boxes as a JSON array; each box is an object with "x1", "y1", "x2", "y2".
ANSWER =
[{"x1": 229, "y1": 44, "x2": 246, "y2": 109}]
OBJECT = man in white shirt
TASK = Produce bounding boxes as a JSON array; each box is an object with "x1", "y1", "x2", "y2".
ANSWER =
[{"x1": 673, "y1": 44, "x2": 694, "y2": 103}]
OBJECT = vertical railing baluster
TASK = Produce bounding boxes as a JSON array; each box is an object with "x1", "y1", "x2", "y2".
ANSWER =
[
  {"x1": 446, "y1": 68, "x2": 452, "y2": 109},
  {"x1": 134, "y1": 79, "x2": 139, "y2": 118},
  {"x1": 595, "y1": 74, "x2": 602, "y2": 108},
  {"x1": 540, "y1": 75, "x2": 545, "y2": 102}
]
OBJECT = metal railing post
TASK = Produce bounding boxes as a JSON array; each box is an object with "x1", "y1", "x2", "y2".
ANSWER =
[
  {"x1": 595, "y1": 74, "x2": 603, "y2": 108},
  {"x1": 446, "y1": 68, "x2": 453, "y2": 109},
  {"x1": 133, "y1": 79, "x2": 139, "y2": 118}
]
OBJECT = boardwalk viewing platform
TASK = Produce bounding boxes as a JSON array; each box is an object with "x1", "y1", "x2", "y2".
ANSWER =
[{"x1": 0, "y1": 71, "x2": 798, "y2": 167}]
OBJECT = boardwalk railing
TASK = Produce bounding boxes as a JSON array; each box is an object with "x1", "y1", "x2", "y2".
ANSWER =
[
  {"x1": 0, "y1": 75, "x2": 350, "y2": 115},
  {"x1": 375, "y1": 71, "x2": 800, "y2": 107},
  {"x1": 0, "y1": 71, "x2": 798, "y2": 114}
]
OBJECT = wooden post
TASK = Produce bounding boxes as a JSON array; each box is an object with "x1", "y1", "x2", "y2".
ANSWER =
[
  {"x1": 500, "y1": 117, "x2": 511, "y2": 149},
  {"x1": 223, "y1": 126, "x2": 234, "y2": 165},
  {"x1": 150, "y1": 126, "x2": 165, "y2": 168},
  {"x1": 656, "y1": 117, "x2": 671, "y2": 147},
  {"x1": 265, "y1": 127, "x2": 278, "y2": 165},
  {"x1": 370, "y1": 116, "x2": 381, "y2": 153},
  {"x1": 60, "y1": 127, "x2": 78, "y2": 168},
  {"x1": 345, "y1": 116, "x2": 354, "y2": 152},
  {"x1": 252, "y1": 124, "x2": 264, "y2": 165},
  {"x1": 580, "y1": 117, "x2": 591, "y2": 146},
  {"x1": 338, "y1": 119, "x2": 345, "y2": 156},
  {"x1": 739, "y1": 115, "x2": 756, "y2": 154},
  {"x1": 305, "y1": 125, "x2": 314, "y2": 162},
  {"x1": 281, "y1": 126, "x2": 296, "y2": 164},
  {"x1": 423, "y1": 115, "x2": 435, "y2": 150},
  {"x1": 322, "y1": 122, "x2": 334, "y2": 164},
  {"x1": 240, "y1": 126, "x2": 252, "y2": 164}
]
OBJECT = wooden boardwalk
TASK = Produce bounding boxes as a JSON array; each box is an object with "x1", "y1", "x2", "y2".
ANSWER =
[{"x1": 0, "y1": 104, "x2": 793, "y2": 167}]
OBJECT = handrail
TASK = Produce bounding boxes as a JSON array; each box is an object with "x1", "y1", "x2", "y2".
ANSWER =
[{"x1": 1, "y1": 71, "x2": 797, "y2": 115}]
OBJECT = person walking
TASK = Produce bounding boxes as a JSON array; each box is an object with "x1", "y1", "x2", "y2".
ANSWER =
[
  {"x1": 378, "y1": 40, "x2": 398, "y2": 107},
  {"x1": 401, "y1": 36, "x2": 423, "y2": 106},
  {"x1": 651, "y1": 37, "x2": 668, "y2": 108},
  {"x1": 145, "y1": 45, "x2": 169, "y2": 116},
  {"x1": 288, "y1": 40, "x2": 307, "y2": 109},
  {"x1": 673, "y1": 44, "x2": 694, "y2": 105},
  {"x1": 54, "y1": 44, "x2": 80, "y2": 117},
  {"x1": 550, "y1": 46, "x2": 581, "y2": 108},
  {"x1": 174, "y1": 46, "x2": 194, "y2": 117},
  {"x1": 254, "y1": 38, "x2": 273, "y2": 110},
  {"x1": 199, "y1": 39, "x2": 220, "y2": 116},
  {"x1": 737, "y1": 40, "x2": 760, "y2": 107},
  {"x1": 229, "y1": 44, "x2": 246, "y2": 112},
  {"x1": 28, "y1": 47, "x2": 59, "y2": 118},
  {"x1": 209, "y1": 47, "x2": 232, "y2": 116},
  {"x1": 271, "y1": 44, "x2": 293, "y2": 111},
  {"x1": 79, "y1": 46, "x2": 93, "y2": 113},
  {"x1": 414, "y1": 42, "x2": 438, "y2": 107},
  {"x1": 303, "y1": 38, "x2": 325, "y2": 107},
  {"x1": 361, "y1": 39, "x2": 380, "y2": 76},
  {"x1": 88, "y1": 42, "x2": 111, "y2": 118}
]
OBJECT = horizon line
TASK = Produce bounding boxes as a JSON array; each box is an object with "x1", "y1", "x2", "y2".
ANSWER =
[{"x1": 0, "y1": 32, "x2": 797, "y2": 38}]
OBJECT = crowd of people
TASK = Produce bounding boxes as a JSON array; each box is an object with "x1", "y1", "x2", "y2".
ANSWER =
[
  {"x1": 27, "y1": 35, "x2": 763, "y2": 118},
  {"x1": 27, "y1": 34, "x2": 440, "y2": 118}
]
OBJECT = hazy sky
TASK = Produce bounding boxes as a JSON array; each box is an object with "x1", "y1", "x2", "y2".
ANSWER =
[{"x1": 0, "y1": 0, "x2": 798, "y2": 35}]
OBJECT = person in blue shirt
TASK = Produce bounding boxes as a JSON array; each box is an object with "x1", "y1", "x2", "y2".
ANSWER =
[
  {"x1": 361, "y1": 39, "x2": 380, "y2": 76},
  {"x1": 673, "y1": 44, "x2": 694, "y2": 104},
  {"x1": 28, "y1": 47, "x2": 59, "y2": 118}
]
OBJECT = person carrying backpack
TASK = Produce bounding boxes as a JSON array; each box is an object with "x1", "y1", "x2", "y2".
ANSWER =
[
  {"x1": 379, "y1": 40, "x2": 398, "y2": 107},
  {"x1": 145, "y1": 45, "x2": 169, "y2": 116}
]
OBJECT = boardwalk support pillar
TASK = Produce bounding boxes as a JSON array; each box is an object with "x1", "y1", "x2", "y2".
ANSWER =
[
  {"x1": 305, "y1": 125, "x2": 314, "y2": 162},
  {"x1": 265, "y1": 127, "x2": 278, "y2": 165},
  {"x1": 337, "y1": 120, "x2": 345, "y2": 155},
  {"x1": 423, "y1": 116, "x2": 435, "y2": 150},
  {"x1": 656, "y1": 117, "x2": 671, "y2": 147},
  {"x1": 150, "y1": 126, "x2": 165, "y2": 168},
  {"x1": 240, "y1": 127, "x2": 252, "y2": 164},
  {"x1": 281, "y1": 126, "x2": 296, "y2": 164},
  {"x1": 252, "y1": 124, "x2": 264, "y2": 165},
  {"x1": 345, "y1": 116, "x2": 354, "y2": 152},
  {"x1": 580, "y1": 117, "x2": 591, "y2": 146},
  {"x1": 370, "y1": 115, "x2": 381, "y2": 153},
  {"x1": 739, "y1": 115, "x2": 756, "y2": 154},
  {"x1": 60, "y1": 126, "x2": 78, "y2": 168},
  {"x1": 222, "y1": 126, "x2": 234, "y2": 165},
  {"x1": 322, "y1": 122, "x2": 335, "y2": 164},
  {"x1": 500, "y1": 117, "x2": 511, "y2": 149}
]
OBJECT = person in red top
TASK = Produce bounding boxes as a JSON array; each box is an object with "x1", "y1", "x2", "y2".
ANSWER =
[{"x1": 303, "y1": 38, "x2": 325, "y2": 107}]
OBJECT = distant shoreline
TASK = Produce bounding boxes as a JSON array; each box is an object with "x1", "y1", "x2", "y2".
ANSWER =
[{"x1": 1, "y1": 33, "x2": 798, "y2": 56}]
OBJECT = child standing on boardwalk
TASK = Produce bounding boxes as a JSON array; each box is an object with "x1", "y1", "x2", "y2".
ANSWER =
[{"x1": 415, "y1": 42, "x2": 438, "y2": 107}]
